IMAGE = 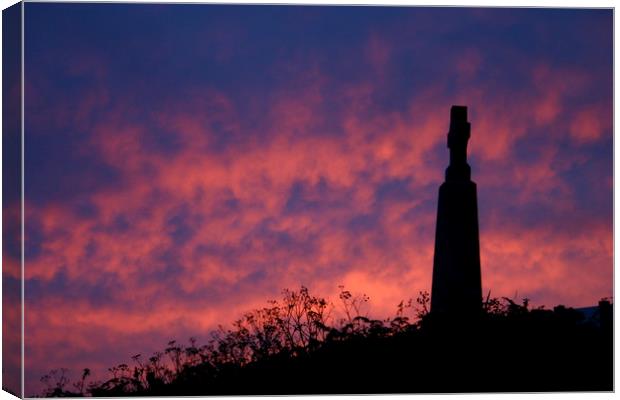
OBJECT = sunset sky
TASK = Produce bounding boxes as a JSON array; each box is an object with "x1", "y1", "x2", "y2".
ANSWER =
[{"x1": 7, "y1": 4, "x2": 613, "y2": 394}]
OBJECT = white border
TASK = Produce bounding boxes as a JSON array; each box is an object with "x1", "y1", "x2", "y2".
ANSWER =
[{"x1": 0, "y1": 1, "x2": 615, "y2": 400}]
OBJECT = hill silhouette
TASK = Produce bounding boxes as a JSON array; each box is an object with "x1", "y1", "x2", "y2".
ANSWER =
[{"x1": 39, "y1": 286, "x2": 612, "y2": 396}]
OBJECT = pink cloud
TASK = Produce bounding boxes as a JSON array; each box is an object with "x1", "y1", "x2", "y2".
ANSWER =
[
  {"x1": 570, "y1": 104, "x2": 611, "y2": 144},
  {"x1": 22, "y1": 43, "x2": 611, "y2": 395}
]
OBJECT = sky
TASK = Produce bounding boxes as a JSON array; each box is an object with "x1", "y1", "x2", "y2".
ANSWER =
[{"x1": 5, "y1": 3, "x2": 613, "y2": 395}]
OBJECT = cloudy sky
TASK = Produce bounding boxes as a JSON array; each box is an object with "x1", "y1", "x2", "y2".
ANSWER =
[{"x1": 7, "y1": 4, "x2": 614, "y2": 394}]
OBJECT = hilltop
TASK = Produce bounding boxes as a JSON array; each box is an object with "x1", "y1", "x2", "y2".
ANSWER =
[{"x1": 40, "y1": 287, "x2": 612, "y2": 396}]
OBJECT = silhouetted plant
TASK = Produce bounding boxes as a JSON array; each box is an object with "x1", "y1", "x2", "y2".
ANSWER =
[
  {"x1": 414, "y1": 291, "x2": 430, "y2": 319},
  {"x1": 74, "y1": 369, "x2": 90, "y2": 396},
  {"x1": 41, "y1": 288, "x2": 612, "y2": 396},
  {"x1": 337, "y1": 285, "x2": 370, "y2": 325},
  {"x1": 482, "y1": 290, "x2": 504, "y2": 314},
  {"x1": 41, "y1": 368, "x2": 72, "y2": 397}
]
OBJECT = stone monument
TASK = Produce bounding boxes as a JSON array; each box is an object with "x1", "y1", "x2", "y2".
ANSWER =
[{"x1": 430, "y1": 105, "x2": 482, "y2": 317}]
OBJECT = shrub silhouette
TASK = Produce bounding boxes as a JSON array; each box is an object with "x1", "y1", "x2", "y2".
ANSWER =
[{"x1": 40, "y1": 287, "x2": 612, "y2": 396}]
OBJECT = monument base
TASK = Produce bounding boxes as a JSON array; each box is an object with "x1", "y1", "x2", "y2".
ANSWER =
[{"x1": 431, "y1": 180, "x2": 482, "y2": 317}]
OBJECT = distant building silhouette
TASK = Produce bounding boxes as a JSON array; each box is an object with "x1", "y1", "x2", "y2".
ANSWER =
[{"x1": 431, "y1": 106, "x2": 482, "y2": 317}]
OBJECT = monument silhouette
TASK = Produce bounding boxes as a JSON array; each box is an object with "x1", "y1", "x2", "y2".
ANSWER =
[{"x1": 431, "y1": 105, "x2": 482, "y2": 317}]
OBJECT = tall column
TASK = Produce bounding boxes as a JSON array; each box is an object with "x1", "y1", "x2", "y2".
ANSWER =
[{"x1": 430, "y1": 106, "x2": 482, "y2": 317}]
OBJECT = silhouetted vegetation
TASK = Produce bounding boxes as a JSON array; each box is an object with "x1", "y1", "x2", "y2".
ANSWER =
[{"x1": 40, "y1": 287, "x2": 613, "y2": 396}]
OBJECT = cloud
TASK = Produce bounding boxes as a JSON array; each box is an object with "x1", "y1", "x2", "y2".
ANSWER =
[{"x1": 570, "y1": 104, "x2": 612, "y2": 144}]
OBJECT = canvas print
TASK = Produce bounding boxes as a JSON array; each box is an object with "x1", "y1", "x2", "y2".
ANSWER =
[{"x1": 2, "y1": 2, "x2": 613, "y2": 397}]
